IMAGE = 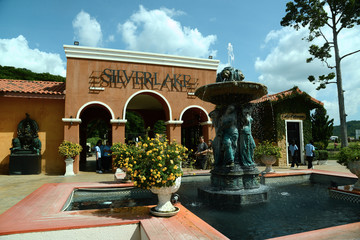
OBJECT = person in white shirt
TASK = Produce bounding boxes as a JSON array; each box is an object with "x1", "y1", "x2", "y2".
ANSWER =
[
  {"x1": 305, "y1": 140, "x2": 315, "y2": 169},
  {"x1": 95, "y1": 140, "x2": 103, "y2": 174},
  {"x1": 289, "y1": 140, "x2": 299, "y2": 168}
]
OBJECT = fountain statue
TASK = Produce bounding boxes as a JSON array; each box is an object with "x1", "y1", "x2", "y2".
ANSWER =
[
  {"x1": 9, "y1": 113, "x2": 42, "y2": 174},
  {"x1": 195, "y1": 66, "x2": 269, "y2": 206}
]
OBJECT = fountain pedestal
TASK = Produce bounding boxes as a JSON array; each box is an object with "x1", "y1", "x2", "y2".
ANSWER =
[
  {"x1": 199, "y1": 164, "x2": 268, "y2": 206},
  {"x1": 209, "y1": 165, "x2": 261, "y2": 190},
  {"x1": 198, "y1": 185, "x2": 269, "y2": 207}
]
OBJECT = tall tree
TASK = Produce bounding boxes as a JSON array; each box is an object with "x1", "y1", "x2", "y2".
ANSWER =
[
  {"x1": 281, "y1": 0, "x2": 360, "y2": 147},
  {"x1": 311, "y1": 107, "x2": 334, "y2": 149}
]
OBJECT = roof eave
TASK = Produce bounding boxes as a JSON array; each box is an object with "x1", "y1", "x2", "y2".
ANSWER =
[{"x1": 0, "y1": 92, "x2": 65, "y2": 100}]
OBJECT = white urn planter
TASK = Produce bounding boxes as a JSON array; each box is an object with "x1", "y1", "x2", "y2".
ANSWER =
[
  {"x1": 348, "y1": 161, "x2": 360, "y2": 190},
  {"x1": 150, "y1": 177, "x2": 181, "y2": 217},
  {"x1": 64, "y1": 157, "x2": 75, "y2": 176},
  {"x1": 261, "y1": 155, "x2": 277, "y2": 173}
]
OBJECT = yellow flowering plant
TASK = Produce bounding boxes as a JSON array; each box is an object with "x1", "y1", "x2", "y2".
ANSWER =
[
  {"x1": 58, "y1": 140, "x2": 83, "y2": 158},
  {"x1": 112, "y1": 134, "x2": 189, "y2": 190}
]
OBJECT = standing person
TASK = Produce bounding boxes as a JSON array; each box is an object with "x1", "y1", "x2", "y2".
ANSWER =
[
  {"x1": 289, "y1": 140, "x2": 299, "y2": 169},
  {"x1": 195, "y1": 136, "x2": 208, "y2": 169},
  {"x1": 204, "y1": 140, "x2": 214, "y2": 169},
  {"x1": 95, "y1": 140, "x2": 103, "y2": 174},
  {"x1": 102, "y1": 141, "x2": 112, "y2": 172},
  {"x1": 305, "y1": 140, "x2": 315, "y2": 169}
]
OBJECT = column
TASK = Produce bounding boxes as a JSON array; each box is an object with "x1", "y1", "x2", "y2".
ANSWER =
[
  {"x1": 111, "y1": 119, "x2": 127, "y2": 144},
  {"x1": 165, "y1": 120, "x2": 183, "y2": 142},
  {"x1": 62, "y1": 117, "x2": 81, "y2": 174},
  {"x1": 201, "y1": 121, "x2": 214, "y2": 142}
]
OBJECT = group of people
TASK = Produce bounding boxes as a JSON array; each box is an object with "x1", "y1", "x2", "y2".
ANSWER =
[
  {"x1": 288, "y1": 139, "x2": 316, "y2": 169},
  {"x1": 93, "y1": 136, "x2": 316, "y2": 172},
  {"x1": 94, "y1": 140, "x2": 112, "y2": 174}
]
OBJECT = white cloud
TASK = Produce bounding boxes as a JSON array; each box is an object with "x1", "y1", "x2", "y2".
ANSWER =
[
  {"x1": 255, "y1": 26, "x2": 360, "y2": 125},
  {"x1": 73, "y1": 10, "x2": 103, "y2": 47},
  {"x1": 107, "y1": 35, "x2": 115, "y2": 43},
  {"x1": 256, "y1": 28, "x2": 324, "y2": 95},
  {"x1": 0, "y1": 35, "x2": 66, "y2": 77},
  {"x1": 117, "y1": 5, "x2": 217, "y2": 58}
]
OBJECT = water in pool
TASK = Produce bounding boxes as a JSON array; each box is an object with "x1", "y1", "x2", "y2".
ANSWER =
[
  {"x1": 177, "y1": 179, "x2": 360, "y2": 239},
  {"x1": 65, "y1": 179, "x2": 359, "y2": 239}
]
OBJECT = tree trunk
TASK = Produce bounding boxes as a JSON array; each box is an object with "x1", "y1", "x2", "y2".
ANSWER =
[{"x1": 333, "y1": 13, "x2": 348, "y2": 147}]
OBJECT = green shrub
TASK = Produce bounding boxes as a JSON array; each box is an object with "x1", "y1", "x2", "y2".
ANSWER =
[
  {"x1": 314, "y1": 141, "x2": 327, "y2": 150},
  {"x1": 337, "y1": 143, "x2": 360, "y2": 168},
  {"x1": 315, "y1": 150, "x2": 328, "y2": 160}
]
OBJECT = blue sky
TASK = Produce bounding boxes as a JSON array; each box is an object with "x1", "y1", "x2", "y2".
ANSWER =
[{"x1": 1, "y1": 0, "x2": 360, "y2": 126}]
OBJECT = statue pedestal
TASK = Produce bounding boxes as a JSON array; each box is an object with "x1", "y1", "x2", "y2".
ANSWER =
[
  {"x1": 210, "y1": 166, "x2": 244, "y2": 190},
  {"x1": 64, "y1": 158, "x2": 75, "y2": 176},
  {"x1": 9, "y1": 154, "x2": 41, "y2": 175},
  {"x1": 210, "y1": 165, "x2": 261, "y2": 190},
  {"x1": 199, "y1": 165, "x2": 268, "y2": 206},
  {"x1": 198, "y1": 185, "x2": 269, "y2": 207}
]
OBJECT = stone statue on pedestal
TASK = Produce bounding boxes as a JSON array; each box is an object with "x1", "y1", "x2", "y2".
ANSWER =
[
  {"x1": 10, "y1": 113, "x2": 41, "y2": 155},
  {"x1": 9, "y1": 113, "x2": 42, "y2": 174}
]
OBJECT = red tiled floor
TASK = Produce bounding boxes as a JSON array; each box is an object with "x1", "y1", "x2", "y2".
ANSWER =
[{"x1": 0, "y1": 181, "x2": 228, "y2": 239}]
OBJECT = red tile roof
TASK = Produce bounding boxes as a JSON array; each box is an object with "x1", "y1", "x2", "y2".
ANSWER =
[
  {"x1": 0, "y1": 79, "x2": 65, "y2": 96},
  {"x1": 251, "y1": 87, "x2": 323, "y2": 106}
]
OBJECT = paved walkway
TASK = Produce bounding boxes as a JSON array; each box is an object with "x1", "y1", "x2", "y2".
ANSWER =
[{"x1": 0, "y1": 160, "x2": 351, "y2": 215}]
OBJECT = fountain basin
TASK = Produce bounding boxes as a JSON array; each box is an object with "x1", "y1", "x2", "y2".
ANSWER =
[
  {"x1": 62, "y1": 187, "x2": 157, "y2": 211},
  {"x1": 194, "y1": 81, "x2": 267, "y2": 105},
  {"x1": 198, "y1": 184, "x2": 269, "y2": 206},
  {"x1": 179, "y1": 175, "x2": 360, "y2": 240}
]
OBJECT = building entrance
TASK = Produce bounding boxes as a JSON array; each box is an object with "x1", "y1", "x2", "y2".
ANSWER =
[
  {"x1": 286, "y1": 121, "x2": 304, "y2": 164},
  {"x1": 181, "y1": 108, "x2": 209, "y2": 152},
  {"x1": 125, "y1": 93, "x2": 167, "y2": 140},
  {"x1": 79, "y1": 106, "x2": 112, "y2": 171}
]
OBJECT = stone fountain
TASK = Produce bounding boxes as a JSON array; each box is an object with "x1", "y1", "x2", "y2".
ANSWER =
[{"x1": 195, "y1": 66, "x2": 269, "y2": 206}]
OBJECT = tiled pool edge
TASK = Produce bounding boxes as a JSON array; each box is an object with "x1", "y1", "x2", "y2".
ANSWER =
[
  {"x1": 0, "y1": 181, "x2": 229, "y2": 239},
  {"x1": 0, "y1": 170, "x2": 358, "y2": 239}
]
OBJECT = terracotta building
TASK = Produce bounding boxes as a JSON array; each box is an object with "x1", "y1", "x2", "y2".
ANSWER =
[{"x1": 0, "y1": 46, "x2": 323, "y2": 175}]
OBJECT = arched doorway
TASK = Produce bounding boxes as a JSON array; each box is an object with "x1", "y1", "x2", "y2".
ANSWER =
[
  {"x1": 79, "y1": 105, "x2": 112, "y2": 171},
  {"x1": 180, "y1": 107, "x2": 209, "y2": 152},
  {"x1": 125, "y1": 92, "x2": 168, "y2": 139}
]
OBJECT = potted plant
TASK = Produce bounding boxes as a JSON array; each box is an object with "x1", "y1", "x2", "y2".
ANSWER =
[
  {"x1": 111, "y1": 141, "x2": 138, "y2": 182},
  {"x1": 112, "y1": 134, "x2": 189, "y2": 216},
  {"x1": 58, "y1": 140, "x2": 83, "y2": 176},
  {"x1": 254, "y1": 140, "x2": 282, "y2": 173},
  {"x1": 337, "y1": 144, "x2": 360, "y2": 190}
]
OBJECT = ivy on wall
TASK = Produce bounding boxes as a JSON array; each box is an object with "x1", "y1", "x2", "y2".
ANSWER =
[{"x1": 252, "y1": 87, "x2": 323, "y2": 145}]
